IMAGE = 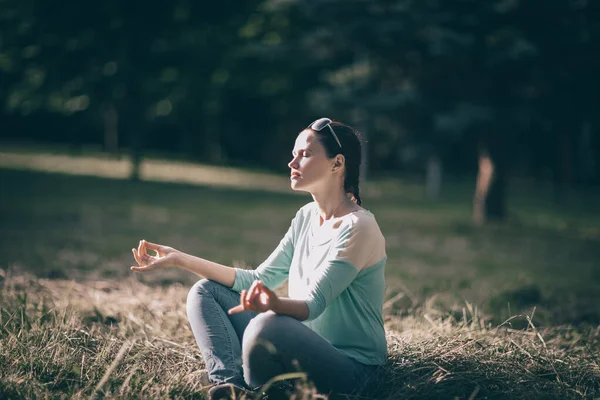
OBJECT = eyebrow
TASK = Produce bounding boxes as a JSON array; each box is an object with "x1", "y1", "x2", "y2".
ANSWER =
[{"x1": 292, "y1": 148, "x2": 311, "y2": 154}]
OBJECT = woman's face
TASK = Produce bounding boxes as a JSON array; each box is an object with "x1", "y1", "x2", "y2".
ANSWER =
[{"x1": 288, "y1": 130, "x2": 336, "y2": 192}]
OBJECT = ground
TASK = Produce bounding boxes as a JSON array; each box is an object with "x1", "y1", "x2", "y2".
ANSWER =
[{"x1": 0, "y1": 152, "x2": 599, "y2": 399}]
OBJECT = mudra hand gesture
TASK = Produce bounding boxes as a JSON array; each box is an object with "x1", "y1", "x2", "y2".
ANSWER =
[
  {"x1": 131, "y1": 239, "x2": 178, "y2": 272},
  {"x1": 228, "y1": 280, "x2": 279, "y2": 315}
]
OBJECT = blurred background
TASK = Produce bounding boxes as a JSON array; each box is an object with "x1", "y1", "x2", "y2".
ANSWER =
[
  {"x1": 1, "y1": 0, "x2": 599, "y2": 320},
  {"x1": 2, "y1": 0, "x2": 599, "y2": 210},
  {"x1": 1, "y1": 2, "x2": 600, "y2": 398}
]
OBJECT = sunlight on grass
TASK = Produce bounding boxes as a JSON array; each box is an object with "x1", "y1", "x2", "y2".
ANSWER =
[
  {"x1": 1, "y1": 156, "x2": 600, "y2": 399},
  {"x1": 1, "y1": 272, "x2": 598, "y2": 399},
  {"x1": 0, "y1": 151, "x2": 293, "y2": 194},
  {"x1": 0, "y1": 148, "x2": 430, "y2": 202}
]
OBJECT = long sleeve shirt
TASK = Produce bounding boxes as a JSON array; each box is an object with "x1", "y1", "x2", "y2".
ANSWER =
[{"x1": 232, "y1": 201, "x2": 387, "y2": 365}]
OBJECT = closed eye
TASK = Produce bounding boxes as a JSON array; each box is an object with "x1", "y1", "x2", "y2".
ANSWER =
[{"x1": 292, "y1": 150, "x2": 309, "y2": 157}]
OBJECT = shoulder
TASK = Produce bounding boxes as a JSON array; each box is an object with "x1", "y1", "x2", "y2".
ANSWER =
[
  {"x1": 295, "y1": 201, "x2": 316, "y2": 219},
  {"x1": 289, "y1": 201, "x2": 316, "y2": 226},
  {"x1": 336, "y1": 209, "x2": 385, "y2": 249},
  {"x1": 332, "y1": 209, "x2": 386, "y2": 268},
  {"x1": 341, "y1": 209, "x2": 382, "y2": 235}
]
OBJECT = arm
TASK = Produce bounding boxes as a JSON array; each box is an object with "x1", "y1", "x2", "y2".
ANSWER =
[
  {"x1": 228, "y1": 280, "x2": 309, "y2": 321},
  {"x1": 303, "y1": 218, "x2": 382, "y2": 320},
  {"x1": 178, "y1": 252, "x2": 236, "y2": 287},
  {"x1": 272, "y1": 297, "x2": 309, "y2": 320},
  {"x1": 231, "y1": 216, "x2": 296, "y2": 292},
  {"x1": 131, "y1": 240, "x2": 236, "y2": 288},
  {"x1": 132, "y1": 210, "x2": 298, "y2": 290},
  {"x1": 228, "y1": 217, "x2": 374, "y2": 321}
]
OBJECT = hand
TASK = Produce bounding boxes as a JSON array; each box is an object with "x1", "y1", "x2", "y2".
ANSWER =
[
  {"x1": 228, "y1": 280, "x2": 278, "y2": 315},
  {"x1": 131, "y1": 239, "x2": 179, "y2": 272}
]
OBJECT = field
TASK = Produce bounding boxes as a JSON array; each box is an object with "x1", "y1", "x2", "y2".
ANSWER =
[{"x1": 0, "y1": 154, "x2": 599, "y2": 399}]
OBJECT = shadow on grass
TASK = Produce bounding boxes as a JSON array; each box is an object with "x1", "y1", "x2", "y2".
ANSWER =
[
  {"x1": 2, "y1": 274, "x2": 600, "y2": 400},
  {"x1": 369, "y1": 353, "x2": 594, "y2": 400}
]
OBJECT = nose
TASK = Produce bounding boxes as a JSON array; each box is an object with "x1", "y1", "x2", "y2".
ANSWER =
[{"x1": 288, "y1": 156, "x2": 299, "y2": 170}]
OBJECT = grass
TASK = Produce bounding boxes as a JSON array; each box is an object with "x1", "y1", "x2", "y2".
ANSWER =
[{"x1": 0, "y1": 156, "x2": 599, "y2": 399}]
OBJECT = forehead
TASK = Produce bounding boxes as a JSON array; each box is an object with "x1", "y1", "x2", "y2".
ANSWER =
[{"x1": 294, "y1": 130, "x2": 319, "y2": 149}]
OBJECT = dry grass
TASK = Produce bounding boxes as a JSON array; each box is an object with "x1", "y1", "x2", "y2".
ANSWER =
[
  {"x1": 1, "y1": 153, "x2": 600, "y2": 399},
  {"x1": 0, "y1": 272, "x2": 207, "y2": 399},
  {"x1": 1, "y1": 271, "x2": 598, "y2": 399}
]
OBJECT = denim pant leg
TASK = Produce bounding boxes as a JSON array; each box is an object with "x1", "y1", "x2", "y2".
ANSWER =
[
  {"x1": 242, "y1": 312, "x2": 379, "y2": 395},
  {"x1": 186, "y1": 279, "x2": 257, "y2": 389}
]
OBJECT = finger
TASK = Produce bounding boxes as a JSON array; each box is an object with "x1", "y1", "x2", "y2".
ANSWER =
[
  {"x1": 258, "y1": 289, "x2": 270, "y2": 306},
  {"x1": 239, "y1": 290, "x2": 247, "y2": 309},
  {"x1": 243, "y1": 289, "x2": 253, "y2": 309},
  {"x1": 142, "y1": 240, "x2": 157, "y2": 258},
  {"x1": 141, "y1": 240, "x2": 149, "y2": 257},
  {"x1": 138, "y1": 240, "x2": 145, "y2": 258},
  {"x1": 143, "y1": 240, "x2": 162, "y2": 255},
  {"x1": 130, "y1": 264, "x2": 156, "y2": 272},
  {"x1": 248, "y1": 282, "x2": 263, "y2": 307},
  {"x1": 132, "y1": 248, "x2": 144, "y2": 266},
  {"x1": 255, "y1": 280, "x2": 264, "y2": 292},
  {"x1": 134, "y1": 247, "x2": 153, "y2": 266},
  {"x1": 247, "y1": 281, "x2": 260, "y2": 300},
  {"x1": 258, "y1": 282, "x2": 274, "y2": 297},
  {"x1": 131, "y1": 249, "x2": 165, "y2": 271},
  {"x1": 251, "y1": 281, "x2": 267, "y2": 304},
  {"x1": 248, "y1": 280, "x2": 259, "y2": 292},
  {"x1": 228, "y1": 304, "x2": 245, "y2": 314}
]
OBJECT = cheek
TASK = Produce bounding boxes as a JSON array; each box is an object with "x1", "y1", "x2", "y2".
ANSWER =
[
  {"x1": 300, "y1": 157, "x2": 316, "y2": 171},
  {"x1": 301, "y1": 157, "x2": 328, "y2": 175}
]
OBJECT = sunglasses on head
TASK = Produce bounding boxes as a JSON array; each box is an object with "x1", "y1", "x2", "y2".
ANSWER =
[{"x1": 308, "y1": 118, "x2": 342, "y2": 149}]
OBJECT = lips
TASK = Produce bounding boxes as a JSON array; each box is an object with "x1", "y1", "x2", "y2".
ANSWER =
[{"x1": 290, "y1": 171, "x2": 301, "y2": 179}]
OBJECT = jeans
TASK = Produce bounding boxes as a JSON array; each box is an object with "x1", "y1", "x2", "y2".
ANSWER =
[{"x1": 186, "y1": 279, "x2": 380, "y2": 395}]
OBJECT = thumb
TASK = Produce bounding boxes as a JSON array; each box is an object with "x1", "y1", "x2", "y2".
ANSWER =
[
  {"x1": 259, "y1": 290, "x2": 270, "y2": 306},
  {"x1": 130, "y1": 261, "x2": 161, "y2": 272}
]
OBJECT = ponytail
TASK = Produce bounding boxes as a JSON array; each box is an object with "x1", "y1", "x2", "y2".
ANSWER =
[
  {"x1": 312, "y1": 120, "x2": 364, "y2": 207},
  {"x1": 344, "y1": 172, "x2": 362, "y2": 206}
]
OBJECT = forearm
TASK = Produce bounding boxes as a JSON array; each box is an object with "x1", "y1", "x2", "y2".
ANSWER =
[
  {"x1": 177, "y1": 252, "x2": 237, "y2": 288},
  {"x1": 272, "y1": 297, "x2": 309, "y2": 321}
]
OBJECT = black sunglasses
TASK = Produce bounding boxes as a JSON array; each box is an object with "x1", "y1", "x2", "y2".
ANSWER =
[{"x1": 308, "y1": 118, "x2": 342, "y2": 149}]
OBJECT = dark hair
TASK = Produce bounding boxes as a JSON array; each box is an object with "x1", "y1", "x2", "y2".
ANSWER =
[{"x1": 311, "y1": 121, "x2": 364, "y2": 206}]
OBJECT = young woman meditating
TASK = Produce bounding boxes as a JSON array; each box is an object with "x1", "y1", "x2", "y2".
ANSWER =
[{"x1": 131, "y1": 118, "x2": 387, "y2": 399}]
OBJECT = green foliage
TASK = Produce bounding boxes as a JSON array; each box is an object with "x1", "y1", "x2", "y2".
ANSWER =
[{"x1": 2, "y1": 0, "x2": 599, "y2": 179}]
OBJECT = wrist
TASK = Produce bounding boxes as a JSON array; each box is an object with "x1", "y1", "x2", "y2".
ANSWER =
[
  {"x1": 173, "y1": 251, "x2": 186, "y2": 269},
  {"x1": 271, "y1": 295, "x2": 283, "y2": 314}
]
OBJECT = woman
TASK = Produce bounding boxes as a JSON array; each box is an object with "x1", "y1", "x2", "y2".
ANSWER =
[{"x1": 131, "y1": 118, "x2": 387, "y2": 399}]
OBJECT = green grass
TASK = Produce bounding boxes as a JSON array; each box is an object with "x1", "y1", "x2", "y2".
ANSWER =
[{"x1": 0, "y1": 165, "x2": 599, "y2": 399}]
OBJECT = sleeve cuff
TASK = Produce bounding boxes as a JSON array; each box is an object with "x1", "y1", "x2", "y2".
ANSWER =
[
  {"x1": 304, "y1": 296, "x2": 325, "y2": 321},
  {"x1": 231, "y1": 268, "x2": 256, "y2": 293}
]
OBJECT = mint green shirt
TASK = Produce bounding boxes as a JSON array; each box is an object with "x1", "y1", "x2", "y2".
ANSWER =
[{"x1": 232, "y1": 202, "x2": 387, "y2": 365}]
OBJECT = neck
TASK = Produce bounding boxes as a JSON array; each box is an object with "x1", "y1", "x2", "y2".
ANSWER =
[{"x1": 311, "y1": 189, "x2": 350, "y2": 221}]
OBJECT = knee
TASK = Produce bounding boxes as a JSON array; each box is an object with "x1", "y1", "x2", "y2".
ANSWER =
[
  {"x1": 242, "y1": 312, "x2": 291, "y2": 359},
  {"x1": 242, "y1": 313, "x2": 287, "y2": 387},
  {"x1": 243, "y1": 312, "x2": 279, "y2": 345},
  {"x1": 186, "y1": 279, "x2": 216, "y2": 313}
]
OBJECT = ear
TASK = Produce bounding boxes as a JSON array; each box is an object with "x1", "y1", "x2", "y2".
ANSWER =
[{"x1": 332, "y1": 154, "x2": 345, "y2": 172}]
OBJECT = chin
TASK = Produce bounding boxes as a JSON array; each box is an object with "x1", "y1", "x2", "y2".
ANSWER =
[{"x1": 290, "y1": 181, "x2": 309, "y2": 192}]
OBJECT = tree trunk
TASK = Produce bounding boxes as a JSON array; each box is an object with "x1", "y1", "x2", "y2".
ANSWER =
[
  {"x1": 126, "y1": 110, "x2": 142, "y2": 181},
  {"x1": 103, "y1": 104, "x2": 119, "y2": 156},
  {"x1": 68, "y1": 114, "x2": 84, "y2": 155},
  {"x1": 205, "y1": 118, "x2": 224, "y2": 163},
  {"x1": 552, "y1": 130, "x2": 573, "y2": 205},
  {"x1": 473, "y1": 145, "x2": 507, "y2": 225},
  {"x1": 426, "y1": 155, "x2": 442, "y2": 199},
  {"x1": 130, "y1": 130, "x2": 142, "y2": 181},
  {"x1": 577, "y1": 120, "x2": 593, "y2": 183}
]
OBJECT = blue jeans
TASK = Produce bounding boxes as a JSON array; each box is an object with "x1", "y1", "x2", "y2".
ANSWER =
[{"x1": 186, "y1": 279, "x2": 380, "y2": 395}]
